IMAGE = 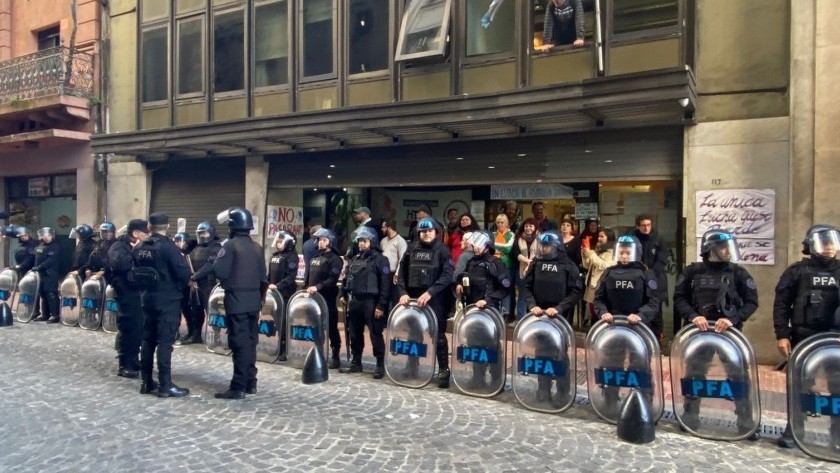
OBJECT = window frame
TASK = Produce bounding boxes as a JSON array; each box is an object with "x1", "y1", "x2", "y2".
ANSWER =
[
  {"x1": 297, "y1": 0, "x2": 339, "y2": 84},
  {"x1": 394, "y1": 0, "x2": 453, "y2": 62},
  {"x1": 174, "y1": 14, "x2": 207, "y2": 100},
  {"x1": 460, "y1": 0, "x2": 517, "y2": 65},
  {"x1": 252, "y1": 0, "x2": 292, "y2": 92},
  {"x1": 211, "y1": 5, "x2": 247, "y2": 97},
  {"x1": 346, "y1": 0, "x2": 394, "y2": 81},
  {"x1": 606, "y1": 0, "x2": 682, "y2": 44},
  {"x1": 139, "y1": 23, "x2": 171, "y2": 106},
  {"x1": 530, "y1": 0, "x2": 600, "y2": 58}
]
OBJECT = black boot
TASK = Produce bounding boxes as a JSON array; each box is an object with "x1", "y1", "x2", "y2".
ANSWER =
[
  {"x1": 329, "y1": 350, "x2": 341, "y2": 369},
  {"x1": 214, "y1": 389, "x2": 245, "y2": 400},
  {"x1": 118, "y1": 367, "x2": 139, "y2": 379},
  {"x1": 158, "y1": 383, "x2": 190, "y2": 398},
  {"x1": 33, "y1": 314, "x2": 50, "y2": 322},
  {"x1": 246, "y1": 380, "x2": 257, "y2": 395},
  {"x1": 139, "y1": 379, "x2": 159, "y2": 395},
  {"x1": 777, "y1": 425, "x2": 795, "y2": 448},
  {"x1": 340, "y1": 358, "x2": 363, "y2": 374},
  {"x1": 373, "y1": 358, "x2": 385, "y2": 379},
  {"x1": 438, "y1": 369, "x2": 451, "y2": 389},
  {"x1": 46, "y1": 316, "x2": 61, "y2": 324}
]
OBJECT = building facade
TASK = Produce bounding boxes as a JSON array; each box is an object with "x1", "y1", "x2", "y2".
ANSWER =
[
  {"x1": 92, "y1": 0, "x2": 838, "y2": 363},
  {"x1": 0, "y1": 0, "x2": 104, "y2": 272}
]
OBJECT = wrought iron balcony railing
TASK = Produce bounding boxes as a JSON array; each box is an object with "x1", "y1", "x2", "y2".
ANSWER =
[{"x1": 0, "y1": 46, "x2": 95, "y2": 105}]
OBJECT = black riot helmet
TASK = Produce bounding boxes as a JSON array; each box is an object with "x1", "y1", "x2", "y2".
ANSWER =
[
  {"x1": 700, "y1": 229, "x2": 740, "y2": 263},
  {"x1": 353, "y1": 226, "x2": 379, "y2": 249},
  {"x1": 99, "y1": 221, "x2": 116, "y2": 241},
  {"x1": 12, "y1": 226, "x2": 30, "y2": 240},
  {"x1": 70, "y1": 224, "x2": 94, "y2": 241},
  {"x1": 273, "y1": 230, "x2": 296, "y2": 252},
  {"x1": 315, "y1": 228, "x2": 338, "y2": 252},
  {"x1": 467, "y1": 231, "x2": 494, "y2": 254},
  {"x1": 538, "y1": 231, "x2": 564, "y2": 259},
  {"x1": 173, "y1": 232, "x2": 189, "y2": 250},
  {"x1": 614, "y1": 235, "x2": 642, "y2": 264},
  {"x1": 196, "y1": 221, "x2": 217, "y2": 244},
  {"x1": 37, "y1": 227, "x2": 56, "y2": 242},
  {"x1": 217, "y1": 207, "x2": 254, "y2": 232},
  {"x1": 802, "y1": 224, "x2": 840, "y2": 258}
]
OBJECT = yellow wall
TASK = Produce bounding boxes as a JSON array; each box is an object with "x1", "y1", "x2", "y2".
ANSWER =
[
  {"x1": 462, "y1": 62, "x2": 516, "y2": 95},
  {"x1": 253, "y1": 91, "x2": 290, "y2": 117},
  {"x1": 298, "y1": 86, "x2": 338, "y2": 112},
  {"x1": 608, "y1": 38, "x2": 681, "y2": 76},
  {"x1": 213, "y1": 95, "x2": 247, "y2": 122},
  {"x1": 108, "y1": 0, "x2": 137, "y2": 133},
  {"x1": 531, "y1": 50, "x2": 596, "y2": 86},
  {"x1": 402, "y1": 70, "x2": 450, "y2": 102},
  {"x1": 347, "y1": 79, "x2": 391, "y2": 107}
]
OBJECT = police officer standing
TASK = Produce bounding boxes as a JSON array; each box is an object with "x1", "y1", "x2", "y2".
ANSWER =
[
  {"x1": 305, "y1": 228, "x2": 344, "y2": 369},
  {"x1": 397, "y1": 217, "x2": 454, "y2": 388},
  {"x1": 108, "y1": 219, "x2": 150, "y2": 378},
  {"x1": 134, "y1": 213, "x2": 191, "y2": 398},
  {"x1": 213, "y1": 208, "x2": 267, "y2": 399},
  {"x1": 268, "y1": 230, "x2": 299, "y2": 360},
  {"x1": 339, "y1": 227, "x2": 391, "y2": 378},
  {"x1": 673, "y1": 229, "x2": 759, "y2": 438},
  {"x1": 81, "y1": 222, "x2": 117, "y2": 280},
  {"x1": 455, "y1": 231, "x2": 511, "y2": 311},
  {"x1": 774, "y1": 225, "x2": 840, "y2": 448},
  {"x1": 69, "y1": 224, "x2": 96, "y2": 276},
  {"x1": 11, "y1": 226, "x2": 37, "y2": 278},
  {"x1": 181, "y1": 221, "x2": 222, "y2": 345},
  {"x1": 520, "y1": 231, "x2": 583, "y2": 402},
  {"x1": 32, "y1": 227, "x2": 61, "y2": 323}
]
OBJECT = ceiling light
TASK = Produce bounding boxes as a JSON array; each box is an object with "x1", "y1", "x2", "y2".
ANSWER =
[
  {"x1": 313, "y1": 188, "x2": 318, "y2": 191},
  {"x1": 456, "y1": 157, "x2": 464, "y2": 161},
  {"x1": 488, "y1": 166, "x2": 495, "y2": 169},
  {"x1": 517, "y1": 153, "x2": 527, "y2": 157},
  {"x1": 604, "y1": 160, "x2": 613, "y2": 163},
  {"x1": 327, "y1": 174, "x2": 332, "y2": 179},
  {"x1": 585, "y1": 149, "x2": 592, "y2": 153},
  {"x1": 329, "y1": 164, "x2": 336, "y2": 168}
]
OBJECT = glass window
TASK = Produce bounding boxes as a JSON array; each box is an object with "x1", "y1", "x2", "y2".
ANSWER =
[
  {"x1": 532, "y1": 0, "x2": 595, "y2": 51},
  {"x1": 142, "y1": 27, "x2": 168, "y2": 102},
  {"x1": 395, "y1": 0, "x2": 452, "y2": 61},
  {"x1": 302, "y1": 0, "x2": 335, "y2": 78},
  {"x1": 214, "y1": 10, "x2": 245, "y2": 93},
  {"x1": 254, "y1": 1, "x2": 289, "y2": 87},
  {"x1": 612, "y1": 0, "x2": 678, "y2": 35},
  {"x1": 466, "y1": 0, "x2": 514, "y2": 57},
  {"x1": 37, "y1": 27, "x2": 61, "y2": 51},
  {"x1": 177, "y1": 17, "x2": 204, "y2": 96},
  {"x1": 177, "y1": 0, "x2": 206, "y2": 14},
  {"x1": 348, "y1": 0, "x2": 390, "y2": 74},
  {"x1": 142, "y1": 0, "x2": 169, "y2": 22}
]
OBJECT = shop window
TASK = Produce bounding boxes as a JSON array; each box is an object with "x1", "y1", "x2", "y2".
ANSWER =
[
  {"x1": 37, "y1": 27, "x2": 60, "y2": 51},
  {"x1": 141, "y1": 26, "x2": 168, "y2": 102},
  {"x1": 177, "y1": 17, "x2": 205, "y2": 96},
  {"x1": 214, "y1": 10, "x2": 245, "y2": 93},
  {"x1": 301, "y1": 0, "x2": 335, "y2": 79},
  {"x1": 466, "y1": 0, "x2": 515, "y2": 57},
  {"x1": 612, "y1": 0, "x2": 678, "y2": 35},
  {"x1": 348, "y1": 0, "x2": 390, "y2": 75},
  {"x1": 395, "y1": 0, "x2": 452, "y2": 62},
  {"x1": 532, "y1": 0, "x2": 595, "y2": 51},
  {"x1": 254, "y1": 0, "x2": 289, "y2": 87}
]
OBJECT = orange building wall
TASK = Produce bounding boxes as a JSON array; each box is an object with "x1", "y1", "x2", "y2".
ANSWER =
[{"x1": 0, "y1": 0, "x2": 100, "y2": 60}]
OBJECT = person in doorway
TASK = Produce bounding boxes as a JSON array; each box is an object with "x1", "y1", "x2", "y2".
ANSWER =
[
  {"x1": 353, "y1": 206, "x2": 382, "y2": 241},
  {"x1": 512, "y1": 218, "x2": 540, "y2": 319},
  {"x1": 380, "y1": 219, "x2": 407, "y2": 309},
  {"x1": 582, "y1": 228, "x2": 616, "y2": 327},
  {"x1": 560, "y1": 219, "x2": 582, "y2": 268},
  {"x1": 579, "y1": 218, "x2": 600, "y2": 252},
  {"x1": 634, "y1": 214, "x2": 669, "y2": 337},
  {"x1": 540, "y1": 0, "x2": 585, "y2": 51},
  {"x1": 444, "y1": 208, "x2": 460, "y2": 245},
  {"x1": 531, "y1": 201, "x2": 558, "y2": 233},
  {"x1": 447, "y1": 213, "x2": 480, "y2": 265},
  {"x1": 493, "y1": 214, "x2": 516, "y2": 321}
]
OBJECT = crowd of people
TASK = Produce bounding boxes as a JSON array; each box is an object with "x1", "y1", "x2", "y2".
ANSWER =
[{"x1": 3, "y1": 202, "x2": 840, "y2": 449}]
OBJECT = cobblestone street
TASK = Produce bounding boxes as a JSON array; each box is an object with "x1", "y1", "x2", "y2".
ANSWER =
[{"x1": 0, "y1": 322, "x2": 836, "y2": 472}]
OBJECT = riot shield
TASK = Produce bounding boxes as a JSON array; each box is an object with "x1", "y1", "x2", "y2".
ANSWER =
[
  {"x1": 670, "y1": 325, "x2": 761, "y2": 440},
  {"x1": 585, "y1": 316, "x2": 664, "y2": 424},
  {"x1": 0, "y1": 267, "x2": 18, "y2": 303},
  {"x1": 285, "y1": 291, "x2": 328, "y2": 369},
  {"x1": 256, "y1": 287, "x2": 285, "y2": 363},
  {"x1": 204, "y1": 285, "x2": 231, "y2": 355},
  {"x1": 79, "y1": 278, "x2": 105, "y2": 331},
  {"x1": 13, "y1": 271, "x2": 40, "y2": 323},
  {"x1": 512, "y1": 314, "x2": 576, "y2": 414},
  {"x1": 451, "y1": 305, "x2": 507, "y2": 397},
  {"x1": 384, "y1": 301, "x2": 438, "y2": 389},
  {"x1": 101, "y1": 285, "x2": 120, "y2": 334},
  {"x1": 58, "y1": 273, "x2": 83, "y2": 327},
  {"x1": 787, "y1": 332, "x2": 840, "y2": 462}
]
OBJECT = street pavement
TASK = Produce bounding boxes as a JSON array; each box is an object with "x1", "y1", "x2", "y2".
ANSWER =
[{"x1": 0, "y1": 322, "x2": 837, "y2": 472}]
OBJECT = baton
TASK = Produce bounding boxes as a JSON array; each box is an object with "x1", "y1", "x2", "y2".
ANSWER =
[{"x1": 344, "y1": 296, "x2": 351, "y2": 362}]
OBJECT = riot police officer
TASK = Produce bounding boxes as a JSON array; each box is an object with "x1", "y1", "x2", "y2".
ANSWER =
[
  {"x1": 673, "y1": 229, "x2": 759, "y2": 439},
  {"x1": 397, "y1": 217, "x2": 454, "y2": 388},
  {"x1": 521, "y1": 231, "x2": 583, "y2": 401},
  {"x1": 69, "y1": 224, "x2": 96, "y2": 276},
  {"x1": 108, "y1": 219, "x2": 150, "y2": 378},
  {"x1": 268, "y1": 230, "x2": 300, "y2": 361},
  {"x1": 455, "y1": 231, "x2": 511, "y2": 310},
  {"x1": 172, "y1": 232, "x2": 194, "y2": 344},
  {"x1": 774, "y1": 224, "x2": 840, "y2": 448},
  {"x1": 81, "y1": 222, "x2": 117, "y2": 280},
  {"x1": 305, "y1": 228, "x2": 344, "y2": 369},
  {"x1": 339, "y1": 227, "x2": 391, "y2": 378},
  {"x1": 11, "y1": 226, "x2": 37, "y2": 278},
  {"x1": 32, "y1": 227, "x2": 61, "y2": 323},
  {"x1": 133, "y1": 213, "x2": 191, "y2": 398},
  {"x1": 593, "y1": 235, "x2": 660, "y2": 416},
  {"x1": 213, "y1": 208, "x2": 268, "y2": 399},
  {"x1": 182, "y1": 221, "x2": 221, "y2": 345}
]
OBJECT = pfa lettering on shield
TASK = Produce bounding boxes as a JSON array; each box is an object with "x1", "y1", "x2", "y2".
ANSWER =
[
  {"x1": 390, "y1": 339, "x2": 428, "y2": 357},
  {"x1": 517, "y1": 356, "x2": 566, "y2": 378}
]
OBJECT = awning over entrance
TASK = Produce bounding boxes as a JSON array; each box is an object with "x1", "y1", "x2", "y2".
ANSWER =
[{"x1": 91, "y1": 67, "x2": 695, "y2": 160}]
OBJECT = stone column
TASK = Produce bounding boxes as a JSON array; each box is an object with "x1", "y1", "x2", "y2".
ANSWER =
[
  {"x1": 245, "y1": 155, "x2": 269, "y2": 245},
  {"x1": 813, "y1": 0, "x2": 840, "y2": 225},
  {"x1": 106, "y1": 159, "x2": 150, "y2": 226}
]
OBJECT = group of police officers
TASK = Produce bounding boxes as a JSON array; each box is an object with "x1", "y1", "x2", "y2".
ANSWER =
[{"x1": 4, "y1": 209, "x2": 840, "y2": 449}]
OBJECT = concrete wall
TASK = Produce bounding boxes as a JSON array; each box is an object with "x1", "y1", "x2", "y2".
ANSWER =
[
  {"x1": 106, "y1": 0, "x2": 137, "y2": 133},
  {"x1": 106, "y1": 159, "x2": 150, "y2": 227},
  {"x1": 813, "y1": 0, "x2": 840, "y2": 225},
  {"x1": 0, "y1": 0, "x2": 101, "y2": 57},
  {"x1": 245, "y1": 156, "x2": 269, "y2": 245}
]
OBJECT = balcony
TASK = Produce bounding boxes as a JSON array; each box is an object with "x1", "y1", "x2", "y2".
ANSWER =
[{"x1": 0, "y1": 47, "x2": 96, "y2": 153}]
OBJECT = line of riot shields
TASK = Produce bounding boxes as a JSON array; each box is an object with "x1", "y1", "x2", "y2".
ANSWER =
[{"x1": 3, "y1": 271, "x2": 840, "y2": 463}]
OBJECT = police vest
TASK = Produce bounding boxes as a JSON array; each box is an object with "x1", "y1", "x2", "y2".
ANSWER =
[
  {"x1": 604, "y1": 267, "x2": 646, "y2": 316},
  {"x1": 191, "y1": 242, "x2": 219, "y2": 284},
  {"x1": 134, "y1": 236, "x2": 171, "y2": 283},
  {"x1": 347, "y1": 255, "x2": 379, "y2": 296},
  {"x1": 533, "y1": 259, "x2": 568, "y2": 308},
  {"x1": 309, "y1": 254, "x2": 334, "y2": 288},
  {"x1": 269, "y1": 252, "x2": 294, "y2": 282},
  {"x1": 794, "y1": 264, "x2": 840, "y2": 329},
  {"x1": 407, "y1": 244, "x2": 440, "y2": 290},
  {"x1": 465, "y1": 259, "x2": 491, "y2": 304},
  {"x1": 690, "y1": 266, "x2": 738, "y2": 320}
]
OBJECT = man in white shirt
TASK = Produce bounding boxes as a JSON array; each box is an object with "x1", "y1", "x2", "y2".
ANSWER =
[{"x1": 380, "y1": 219, "x2": 407, "y2": 309}]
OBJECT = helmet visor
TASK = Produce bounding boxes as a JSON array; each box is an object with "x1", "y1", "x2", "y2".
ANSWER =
[
  {"x1": 707, "y1": 238, "x2": 740, "y2": 263},
  {"x1": 37, "y1": 228, "x2": 54, "y2": 239},
  {"x1": 614, "y1": 241, "x2": 641, "y2": 263},
  {"x1": 216, "y1": 209, "x2": 231, "y2": 225},
  {"x1": 69, "y1": 228, "x2": 79, "y2": 239},
  {"x1": 467, "y1": 232, "x2": 491, "y2": 252},
  {"x1": 809, "y1": 229, "x2": 840, "y2": 258}
]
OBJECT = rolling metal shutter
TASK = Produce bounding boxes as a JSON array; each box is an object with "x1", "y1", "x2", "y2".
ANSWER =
[{"x1": 150, "y1": 158, "x2": 245, "y2": 234}]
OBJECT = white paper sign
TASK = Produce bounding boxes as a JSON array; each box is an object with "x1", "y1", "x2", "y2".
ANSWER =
[
  {"x1": 489, "y1": 183, "x2": 574, "y2": 201},
  {"x1": 266, "y1": 205, "x2": 304, "y2": 240},
  {"x1": 695, "y1": 189, "x2": 775, "y2": 239},
  {"x1": 575, "y1": 203, "x2": 598, "y2": 220}
]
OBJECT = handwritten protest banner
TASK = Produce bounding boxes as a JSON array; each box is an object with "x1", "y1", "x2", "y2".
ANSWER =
[
  {"x1": 266, "y1": 205, "x2": 304, "y2": 240},
  {"x1": 695, "y1": 189, "x2": 775, "y2": 265}
]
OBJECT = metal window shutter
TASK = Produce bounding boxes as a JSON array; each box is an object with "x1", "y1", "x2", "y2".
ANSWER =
[{"x1": 150, "y1": 158, "x2": 245, "y2": 234}]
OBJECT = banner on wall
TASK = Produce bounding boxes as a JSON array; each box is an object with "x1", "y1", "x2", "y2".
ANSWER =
[
  {"x1": 266, "y1": 205, "x2": 304, "y2": 241},
  {"x1": 371, "y1": 188, "x2": 472, "y2": 235},
  {"x1": 695, "y1": 188, "x2": 775, "y2": 265},
  {"x1": 489, "y1": 183, "x2": 574, "y2": 201}
]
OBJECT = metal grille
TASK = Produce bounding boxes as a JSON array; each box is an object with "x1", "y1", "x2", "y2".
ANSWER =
[{"x1": 0, "y1": 47, "x2": 95, "y2": 104}]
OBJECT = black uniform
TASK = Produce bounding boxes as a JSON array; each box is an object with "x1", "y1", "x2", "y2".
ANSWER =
[
  {"x1": 459, "y1": 252, "x2": 511, "y2": 310},
  {"x1": 134, "y1": 233, "x2": 190, "y2": 391},
  {"x1": 185, "y1": 238, "x2": 222, "y2": 341},
  {"x1": 635, "y1": 229, "x2": 670, "y2": 335},
  {"x1": 672, "y1": 261, "x2": 759, "y2": 433},
  {"x1": 71, "y1": 239, "x2": 96, "y2": 274},
  {"x1": 774, "y1": 256, "x2": 840, "y2": 443},
  {"x1": 81, "y1": 239, "x2": 115, "y2": 280},
  {"x1": 213, "y1": 234, "x2": 267, "y2": 393},
  {"x1": 340, "y1": 248, "x2": 391, "y2": 367},
  {"x1": 33, "y1": 240, "x2": 61, "y2": 320},
  {"x1": 268, "y1": 248, "x2": 299, "y2": 303},
  {"x1": 306, "y1": 249, "x2": 344, "y2": 359},
  {"x1": 108, "y1": 235, "x2": 144, "y2": 372},
  {"x1": 593, "y1": 262, "x2": 661, "y2": 414},
  {"x1": 397, "y1": 240, "x2": 454, "y2": 371},
  {"x1": 13, "y1": 239, "x2": 37, "y2": 278},
  {"x1": 521, "y1": 250, "x2": 582, "y2": 400}
]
